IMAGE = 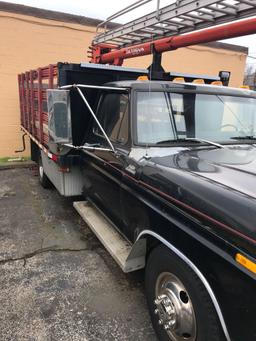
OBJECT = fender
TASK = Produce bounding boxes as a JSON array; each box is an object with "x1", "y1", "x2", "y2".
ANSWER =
[{"x1": 132, "y1": 230, "x2": 232, "y2": 341}]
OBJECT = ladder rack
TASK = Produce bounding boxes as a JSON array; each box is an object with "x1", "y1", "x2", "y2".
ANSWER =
[{"x1": 93, "y1": 0, "x2": 256, "y2": 48}]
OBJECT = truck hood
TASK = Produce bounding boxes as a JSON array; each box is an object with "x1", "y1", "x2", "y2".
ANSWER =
[
  {"x1": 135, "y1": 144, "x2": 256, "y2": 253},
  {"x1": 150, "y1": 144, "x2": 256, "y2": 199}
]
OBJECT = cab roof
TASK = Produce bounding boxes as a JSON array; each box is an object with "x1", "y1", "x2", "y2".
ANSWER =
[{"x1": 106, "y1": 80, "x2": 256, "y2": 98}]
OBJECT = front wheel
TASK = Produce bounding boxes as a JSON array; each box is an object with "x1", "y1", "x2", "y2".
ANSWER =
[{"x1": 145, "y1": 245, "x2": 225, "y2": 341}]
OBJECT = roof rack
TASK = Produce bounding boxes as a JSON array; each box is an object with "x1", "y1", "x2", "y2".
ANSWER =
[{"x1": 93, "y1": 0, "x2": 256, "y2": 48}]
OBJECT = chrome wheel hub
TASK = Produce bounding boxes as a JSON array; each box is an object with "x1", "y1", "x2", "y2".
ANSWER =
[
  {"x1": 154, "y1": 294, "x2": 176, "y2": 329},
  {"x1": 154, "y1": 272, "x2": 196, "y2": 340}
]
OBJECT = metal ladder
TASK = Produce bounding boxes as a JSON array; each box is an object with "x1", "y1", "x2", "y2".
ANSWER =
[{"x1": 93, "y1": 0, "x2": 256, "y2": 47}]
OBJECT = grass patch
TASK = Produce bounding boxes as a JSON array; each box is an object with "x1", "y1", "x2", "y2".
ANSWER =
[{"x1": 0, "y1": 156, "x2": 31, "y2": 165}]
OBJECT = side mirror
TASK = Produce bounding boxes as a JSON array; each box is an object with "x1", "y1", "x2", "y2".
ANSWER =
[
  {"x1": 219, "y1": 71, "x2": 231, "y2": 87},
  {"x1": 47, "y1": 90, "x2": 72, "y2": 144}
]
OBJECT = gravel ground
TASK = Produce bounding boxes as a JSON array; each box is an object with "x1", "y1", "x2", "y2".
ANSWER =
[{"x1": 0, "y1": 167, "x2": 157, "y2": 341}]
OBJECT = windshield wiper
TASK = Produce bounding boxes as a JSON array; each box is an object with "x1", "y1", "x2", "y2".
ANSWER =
[
  {"x1": 156, "y1": 138, "x2": 195, "y2": 144},
  {"x1": 231, "y1": 136, "x2": 256, "y2": 140},
  {"x1": 156, "y1": 137, "x2": 224, "y2": 149}
]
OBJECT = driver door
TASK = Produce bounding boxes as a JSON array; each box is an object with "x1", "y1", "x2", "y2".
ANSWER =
[{"x1": 81, "y1": 91, "x2": 130, "y2": 229}]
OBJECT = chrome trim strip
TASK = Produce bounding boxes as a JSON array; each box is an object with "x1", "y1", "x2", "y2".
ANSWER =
[
  {"x1": 137, "y1": 230, "x2": 231, "y2": 341},
  {"x1": 59, "y1": 84, "x2": 128, "y2": 91},
  {"x1": 64, "y1": 143, "x2": 112, "y2": 152}
]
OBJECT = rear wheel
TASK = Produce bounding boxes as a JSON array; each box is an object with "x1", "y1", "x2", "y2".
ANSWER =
[
  {"x1": 145, "y1": 245, "x2": 225, "y2": 341},
  {"x1": 38, "y1": 156, "x2": 52, "y2": 189}
]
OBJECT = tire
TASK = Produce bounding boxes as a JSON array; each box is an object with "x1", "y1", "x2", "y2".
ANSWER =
[
  {"x1": 145, "y1": 245, "x2": 226, "y2": 341},
  {"x1": 38, "y1": 157, "x2": 52, "y2": 189}
]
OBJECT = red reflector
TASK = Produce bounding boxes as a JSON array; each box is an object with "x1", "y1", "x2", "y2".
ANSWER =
[{"x1": 51, "y1": 154, "x2": 58, "y2": 162}]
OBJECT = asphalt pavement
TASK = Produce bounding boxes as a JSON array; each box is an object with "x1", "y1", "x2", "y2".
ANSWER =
[{"x1": 0, "y1": 167, "x2": 157, "y2": 341}]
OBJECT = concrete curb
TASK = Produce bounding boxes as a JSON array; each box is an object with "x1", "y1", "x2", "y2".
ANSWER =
[{"x1": 0, "y1": 161, "x2": 36, "y2": 170}]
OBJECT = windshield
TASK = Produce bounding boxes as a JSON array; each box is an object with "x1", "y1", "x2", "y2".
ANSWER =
[{"x1": 136, "y1": 91, "x2": 256, "y2": 144}]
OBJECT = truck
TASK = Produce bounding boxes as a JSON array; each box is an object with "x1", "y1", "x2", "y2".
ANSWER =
[{"x1": 17, "y1": 1, "x2": 256, "y2": 340}]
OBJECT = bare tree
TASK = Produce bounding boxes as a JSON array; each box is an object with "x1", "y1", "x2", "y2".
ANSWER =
[{"x1": 244, "y1": 63, "x2": 256, "y2": 89}]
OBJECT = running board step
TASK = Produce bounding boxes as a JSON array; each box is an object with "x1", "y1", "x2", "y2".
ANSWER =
[{"x1": 73, "y1": 201, "x2": 146, "y2": 273}]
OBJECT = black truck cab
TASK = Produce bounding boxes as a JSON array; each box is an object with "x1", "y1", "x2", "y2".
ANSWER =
[{"x1": 78, "y1": 80, "x2": 256, "y2": 341}]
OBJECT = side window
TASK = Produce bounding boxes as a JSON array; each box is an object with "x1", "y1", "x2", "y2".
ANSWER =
[{"x1": 94, "y1": 93, "x2": 129, "y2": 144}]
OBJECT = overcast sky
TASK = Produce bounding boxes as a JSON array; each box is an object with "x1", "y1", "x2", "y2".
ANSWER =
[{"x1": 2, "y1": 0, "x2": 256, "y2": 65}]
